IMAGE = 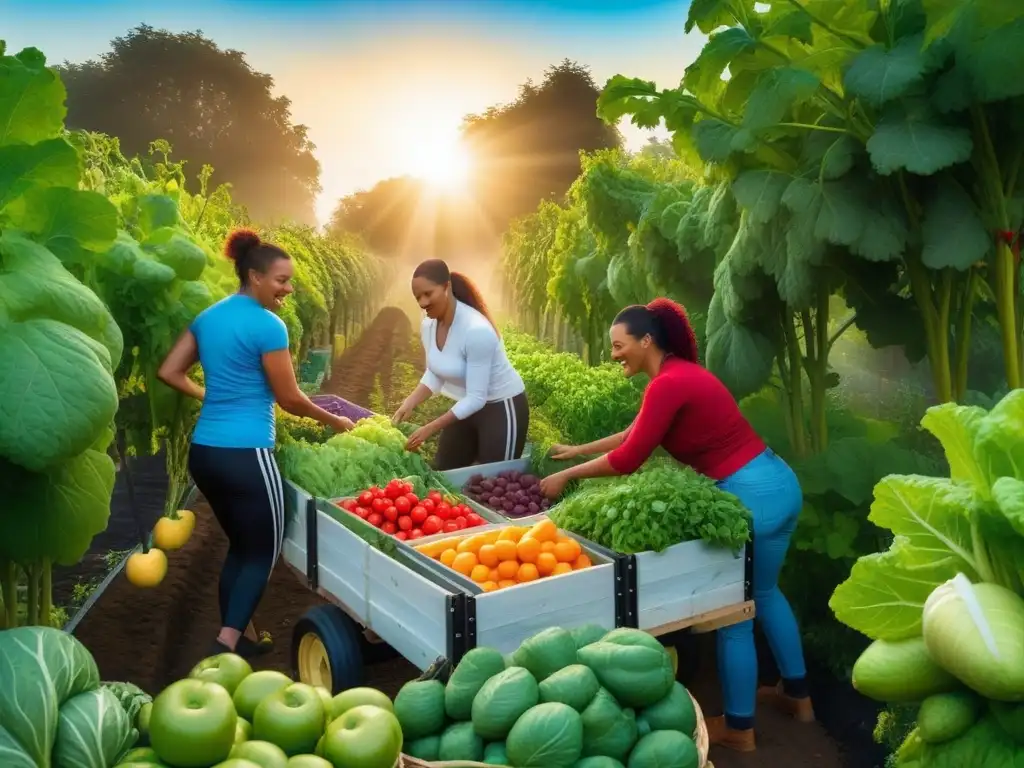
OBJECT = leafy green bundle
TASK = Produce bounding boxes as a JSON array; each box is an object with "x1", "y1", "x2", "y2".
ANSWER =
[
  {"x1": 549, "y1": 460, "x2": 751, "y2": 554},
  {"x1": 830, "y1": 390, "x2": 1024, "y2": 764}
]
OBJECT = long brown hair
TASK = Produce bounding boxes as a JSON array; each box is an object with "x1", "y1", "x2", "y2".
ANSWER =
[
  {"x1": 613, "y1": 298, "x2": 699, "y2": 363},
  {"x1": 413, "y1": 259, "x2": 497, "y2": 330}
]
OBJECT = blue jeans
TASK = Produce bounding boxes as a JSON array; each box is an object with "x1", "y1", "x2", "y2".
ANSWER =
[{"x1": 716, "y1": 448, "x2": 806, "y2": 720}]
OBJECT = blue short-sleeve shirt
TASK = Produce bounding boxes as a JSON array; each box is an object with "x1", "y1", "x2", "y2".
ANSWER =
[{"x1": 190, "y1": 293, "x2": 289, "y2": 449}]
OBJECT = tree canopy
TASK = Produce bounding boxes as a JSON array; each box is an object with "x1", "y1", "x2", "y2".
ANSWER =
[{"x1": 60, "y1": 25, "x2": 321, "y2": 226}]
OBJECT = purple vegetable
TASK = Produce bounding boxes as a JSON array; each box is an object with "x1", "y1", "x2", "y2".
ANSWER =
[
  {"x1": 310, "y1": 395, "x2": 374, "y2": 421},
  {"x1": 470, "y1": 473, "x2": 484, "y2": 484},
  {"x1": 528, "y1": 501, "x2": 540, "y2": 514},
  {"x1": 503, "y1": 500, "x2": 515, "y2": 512},
  {"x1": 492, "y1": 487, "x2": 505, "y2": 497},
  {"x1": 488, "y1": 496, "x2": 502, "y2": 507},
  {"x1": 480, "y1": 480, "x2": 495, "y2": 492},
  {"x1": 506, "y1": 483, "x2": 521, "y2": 493},
  {"x1": 512, "y1": 504, "x2": 527, "y2": 516},
  {"x1": 520, "y1": 474, "x2": 538, "y2": 486},
  {"x1": 509, "y1": 471, "x2": 521, "y2": 481},
  {"x1": 469, "y1": 484, "x2": 483, "y2": 494},
  {"x1": 495, "y1": 477, "x2": 508, "y2": 487}
]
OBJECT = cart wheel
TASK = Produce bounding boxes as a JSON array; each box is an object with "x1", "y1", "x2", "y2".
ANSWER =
[{"x1": 292, "y1": 605, "x2": 364, "y2": 694}]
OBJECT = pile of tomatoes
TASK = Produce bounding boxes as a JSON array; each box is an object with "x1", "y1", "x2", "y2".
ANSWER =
[{"x1": 336, "y1": 478, "x2": 487, "y2": 541}]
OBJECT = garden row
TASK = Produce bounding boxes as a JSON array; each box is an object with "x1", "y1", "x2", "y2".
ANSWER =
[{"x1": 0, "y1": 41, "x2": 388, "y2": 630}]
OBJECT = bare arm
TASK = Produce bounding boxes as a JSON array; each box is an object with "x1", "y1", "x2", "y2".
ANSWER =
[
  {"x1": 392, "y1": 383, "x2": 434, "y2": 424},
  {"x1": 262, "y1": 350, "x2": 354, "y2": 432},
  {"x1": 157, "y1": 330, "x2": 206, "y2": 401},
  {"x1": 552, "y1": 430, "x2": 628, "y2": 460}
]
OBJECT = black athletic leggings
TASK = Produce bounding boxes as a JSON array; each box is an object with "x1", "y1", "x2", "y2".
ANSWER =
[
  {"x1": 188, "y1": 444, "x2": 285, "y2": 631},
  {"x1": 432, "y1": 391, "x2": 529, "y2": 471}
]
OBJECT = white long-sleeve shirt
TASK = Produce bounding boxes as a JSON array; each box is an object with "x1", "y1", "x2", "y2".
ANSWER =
[{"x1": 419, "y1": 301, "x2": 525, "y2": 420}]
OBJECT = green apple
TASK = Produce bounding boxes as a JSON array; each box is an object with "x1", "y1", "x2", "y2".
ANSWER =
[
  {"x1": 321, "y1": 705, "x2": 403, "y2": 768},
  {"x1": 233, "y1": 670, "x2": 293, "y2": 721},
  {"x1": 235, "y1": 717, "x2": 253, "y2": 744},
  {"x1": 286, "y1": 757, "x2": 332, "y2": 768},
  {"x1": 190, "y1": 653, "x2": 254, "y2": 695},
  {"x1": 230, "y1": 740, "x2": 289, "y2": 768},
  {"x1": 210, "y1": 761, "x2": 262, "y2": 768},
  {"x1": 119, "y1": 746, "x2": 160, "y2": 762},
  {"x1": 253, "y1": 683, "x2": 326, "y2": 756},
  {"x1": 149, "y1": 679, "x2": 237, "y2": 768},
  {"x1": 136, "y1": 701, "x2": 153, "y2": 745},
  {"x1": 313, "y1": 686, "x2": 333, "y2": 715},
  {"x1": 329, "y1": 687, "x2": 393, "y2": 720}
]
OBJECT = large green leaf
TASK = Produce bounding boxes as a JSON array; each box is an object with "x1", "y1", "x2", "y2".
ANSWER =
[
  {"x1": 921, "y1": 179, "x2": 991, "y2": 270},
  {"x1": 0, "y1": 447, "x2": 115, "y2": 565},
  {"x1": 5, "y1": 187, "x2": 118, "y2": 265},
  {"x1": 973, "y1": 389, "x2": 1024, "y2": 489},
  {"x1": 683, "y1": 28, "x2": 757, "y2": 97},
  {"x1": 867, "y1": 99, "x2": 973, "y2": 176},
  {"x1": 0, "y1": 137, "x2": 79, "y2": 212},
  {"x1": 704, "y1": 291, "x2": 776, "y2": 399},
  {"x1": 685, "y1": 0, "x2": 756, "y2": 35},
  {"x1": 919, "y1": 401, "x2": 990, "y2": 490},
  {"x1": 843, "y1": 34, "x2": 933, "y2": 108},
  {"x1": 740, "y1": 67, "x2": 820, "y2": 134},
  {"x1": 731, "y1": 170, "x2": 790, "y2": 224},
  {"x1": 0, "y1": 47, "x2": 66, "y2": 146}
]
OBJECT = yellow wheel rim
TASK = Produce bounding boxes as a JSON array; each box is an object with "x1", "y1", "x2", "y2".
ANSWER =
[{"x1": 297, "y1": 633, "x2": 332, "y2": 690}]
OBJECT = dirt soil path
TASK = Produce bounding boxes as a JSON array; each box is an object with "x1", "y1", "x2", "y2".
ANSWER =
[{"x1": 73, "y1": 308, "x2": 855, "y2": 768}]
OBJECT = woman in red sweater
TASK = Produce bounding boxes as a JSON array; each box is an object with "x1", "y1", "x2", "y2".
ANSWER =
[{"x1": 539, "y1": 299, "x2": 812, "y2": 753}]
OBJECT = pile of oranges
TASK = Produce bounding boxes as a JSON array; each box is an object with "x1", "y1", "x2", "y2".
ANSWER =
[{"x1": 415, "y1": 518, "x2": 593, "y2": 591}]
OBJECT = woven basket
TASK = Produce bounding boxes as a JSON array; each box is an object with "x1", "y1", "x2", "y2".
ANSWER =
[{"x1": 400, "y1": 690, "x2": 711, "y2": 768}]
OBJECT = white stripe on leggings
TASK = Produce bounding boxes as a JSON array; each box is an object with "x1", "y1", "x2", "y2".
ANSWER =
[
  {"x1": 503, "y1": 397, "x2": 519, "y2": 461},
  {"x1": 268, "y1": 450, "x2": 285, "y2": 551},
  {"x1": 255, "y1": 448, "x2": 281, "y2": 574}
]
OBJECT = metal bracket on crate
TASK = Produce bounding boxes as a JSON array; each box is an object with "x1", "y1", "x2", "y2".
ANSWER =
[
  {"x1": 743, "y1": 528, "x2": 755, "y2": 603},
  {"x1": 305, "y1": 497, "x2": 319, "y2": 591},
  {"x1": 613, "y1": 554, "x2": 638, "y2": 629},
  {"x1": 445, "y1": 592, "x2": 477, "y2": 666}
]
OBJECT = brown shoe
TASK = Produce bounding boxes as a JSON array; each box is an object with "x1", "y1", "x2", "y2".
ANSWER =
[
  {"x1": 705, "y1": 715, "x2": 756, "y2": 752},
  {"x1": 757, "y1": 681, "x2": 816, "y2": 722}
]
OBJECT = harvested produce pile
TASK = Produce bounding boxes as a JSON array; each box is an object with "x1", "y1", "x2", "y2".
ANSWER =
[
  {"x1": 415, "y1": 519, "x2": 592, "y2": 592},
  {"x1": 396, "y1": 625, "x2": 702, "y2": 767},
  {"x1": 276, "y1": 415, "x2": 454, "y2": 498},
  {"x1": 463, "y1": 468, "x2": 552, "y2": 518},
  {"x1": 831, "y1": 391, "x2": 1024, "y2": 765},
  {"x1": 550, "y1": 460, "x2": 751, "y2": 554},
  {"x1": 334, "y1": 479, "x2": 486, "y2": 541}
]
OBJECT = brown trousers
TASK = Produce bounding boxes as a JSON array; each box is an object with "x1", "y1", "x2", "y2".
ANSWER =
[{"x1": 432, "y1": 391, "x2": 529, "y2": 470}]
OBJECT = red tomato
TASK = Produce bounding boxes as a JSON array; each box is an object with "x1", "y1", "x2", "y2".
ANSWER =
[
  {"x1": 397, "y1": 516, "x2": 413, "y2": 531},
  {"x1": 421, "y1": 516, "x2": 442, "y2": 535},
  {"x1": 428, "y1": 491, "x2": 443, "y2": 504},
  {"x1": 421, "y1": 498, "x2": 436, "y2": 514},
  {"x1": 354, "y1": 506, "x2": 370, "y2": 519},
  {"x1": 357, "y1": 491, "x2": 373, "y2": 506},
  {"x1": 385, "y1": 481, "x2": 404, "y2": 500},
  {"x1": 395, "y1": 496, "x2": 412, "y2": 515},
  {"x1": 371, "y1": 498, "x2": 389, "y2": 514},
  {"x1": 370, "y1": 485, "x2": 382, "y2": 496},
  {"x1": 382, "y1": 521, "x2": 397, "y2": 535},
  {"x1": 410, "y1": 506, "x2": 428, "y2": 525},
  {"x1": 401, "y1": 482, "x2": 414, "y2": 495},
  {"x1": 408, "y1": 529, "x2": 424, "y2": 540},
  {"x1": 435, "y1": 501, "x2": 452, "y2": 519},
  {"x1": 466, "y1": 513, "x2": 483, "y2": 527},
  {"x1": 395, "y1": 531, "x2": 408, "y2": 541},
  {"x1": 443, "y1": 521, "x2": 459, "y2": 533},
  {"x1": 340, "y1": 499, "x2": 356, "y2": 511},
  {"x1": 367, "y1": 512, "x2": 383, "y2": 527},
  {"x1": 455, "y1": 516, "x2": 468, "y2": 530},
  {"x1": 383, "y1": 506, "x2": 398, "y2": 523},
  {"x1": 405, "y1": 492, "x2": 419, "y2": 505}
]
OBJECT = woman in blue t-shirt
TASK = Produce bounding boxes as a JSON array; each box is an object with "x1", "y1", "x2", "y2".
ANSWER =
[{"x1": 158, "y1": 229, "x2": 354, "y2": 658}]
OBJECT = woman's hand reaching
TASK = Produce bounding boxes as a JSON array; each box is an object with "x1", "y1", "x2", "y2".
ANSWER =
[
  {"x1": 539, "y1": 472, "x2": 569, "y2": 500},
  {"x1": 549, "y1": 444, "x2": 579, "y2": 461},
  {"x1": 331, "y1": 415, "x2": 355, "y2": 433},
  {"x1": 391, "y1": 404, "x2": 411, "y2": 425}
]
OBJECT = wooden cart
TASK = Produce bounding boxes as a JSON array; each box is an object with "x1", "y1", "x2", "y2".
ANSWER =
[{"x1": 282, "y1": 457, "x2": 753, "y2": 693}]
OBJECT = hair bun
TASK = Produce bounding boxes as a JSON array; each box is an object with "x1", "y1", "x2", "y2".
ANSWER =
[{"x1": 225, "y1": 229, "x2": 261, "y2": 262}]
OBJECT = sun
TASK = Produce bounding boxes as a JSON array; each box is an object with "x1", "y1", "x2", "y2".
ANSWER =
[{"x1": 407, "y1": 136, "x2": 472, "y2": 191}]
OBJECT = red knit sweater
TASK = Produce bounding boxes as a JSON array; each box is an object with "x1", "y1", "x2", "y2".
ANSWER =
[{"x1": 606, "y1": 357, "x2": 765, "y2": 480}]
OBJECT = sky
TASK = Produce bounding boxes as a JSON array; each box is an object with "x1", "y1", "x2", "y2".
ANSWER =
[{"x1": 2, "y1": 0, "x2": 706, "y2": 224}]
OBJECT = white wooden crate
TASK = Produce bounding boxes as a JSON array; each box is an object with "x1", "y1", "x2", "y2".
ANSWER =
[{"x1": 282, "y1": 480, "x2": 459, "y2": 670}]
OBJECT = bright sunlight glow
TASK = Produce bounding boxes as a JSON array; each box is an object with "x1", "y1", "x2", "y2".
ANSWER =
[{"x1": 406, "y1": 136, "x2": 472, "y2": 191}]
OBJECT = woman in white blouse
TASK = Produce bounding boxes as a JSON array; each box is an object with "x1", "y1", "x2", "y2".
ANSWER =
[{"x1": 392, "y1": 259, "x2": 529, "y2": 469}]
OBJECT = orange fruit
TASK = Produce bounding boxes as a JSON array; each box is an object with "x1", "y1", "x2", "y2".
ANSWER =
[
  {"x1": 457, "y1": 535, "x2": 487, "y2": 554},
  {"x1": 552, "y1": 562, "x2": 573, "y2": 576},
  {"x1": 439, "y1": 549, "x2": 458, "y2": 567},
  {"x1": 517, "y1": 562, "x2": 539, "y2": 582},
  {"x1": 498, "y1": 526, "x2": 527, "y2": 542},
  {"x1": 540, "y1": 541, "x2": 557, "y2": 554},
  {"x1": 451, "y1": 551, "x2": 478, "y2": 575},
  {"x1": 529, "y1": 519, "x2": 558, "y2": 543},
  {"x1": 470, "y1": 564, "x2": 492, "y2": 583},
  {"x1": 516, "y1": 537, "x2": 541, "y2": 564},
  {"x1": 497, "y1": 560, "x2": 520, "y2": 580},
  {"x1": 481, "y1": 581, "x2": 499, "y2": 592},
  {"x1": 493, "y1": 540, "x2": 518, "y2": 561},
  {"x1": 554, "y1": 539, "x2": 582, "y2": 563},
  {"x1": 478, "y1": 544, "x2": 500, "y2": 567},
  {"x1": 536, "y1": 552, "x2": 558, "y2": 576},
  {"x1": 498, "y1": 579, "x2": 518, "y2": 589},
  {"x1": 489, "y1": 568, "x2": 501, "y2": 582},
  {"x1": 574, "y1": 554, "x2": 593, "y2": 570}
]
